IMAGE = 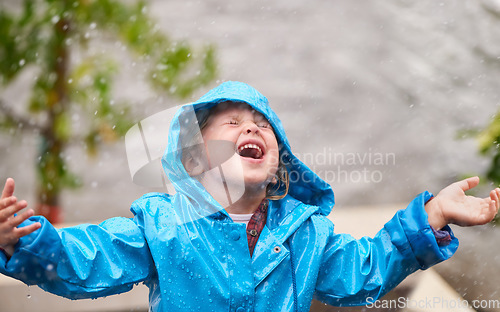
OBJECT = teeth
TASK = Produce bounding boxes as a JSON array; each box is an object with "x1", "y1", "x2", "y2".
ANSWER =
[{"x1": 238, "y1": 144, "x2": 262, "y2": 154}]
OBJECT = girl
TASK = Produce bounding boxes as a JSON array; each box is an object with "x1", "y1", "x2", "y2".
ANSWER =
[{"x1": 1, "y1": 81, "x2": 499, "y2": 311}]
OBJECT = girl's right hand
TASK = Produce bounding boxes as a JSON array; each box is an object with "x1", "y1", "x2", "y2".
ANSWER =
[{"x1": 0, "y1": 178, "x2": 41, "y2": 254}]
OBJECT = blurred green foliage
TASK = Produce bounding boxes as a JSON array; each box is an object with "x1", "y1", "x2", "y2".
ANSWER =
[
  {"x1": 0, "y1": 0, "x2": 216, "y2": 221},
  {"x1": 477, "y1": 110, "x2": 500, "y2": 187}
]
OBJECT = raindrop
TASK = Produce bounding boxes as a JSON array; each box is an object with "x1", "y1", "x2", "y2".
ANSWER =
[
  {"x1": 51, "y1": 15, "x2": 60, "y2": 24},
  {"x1": 19, "y1": 59, "x2": 25, "y2": 66},
  {"x1": 89, "y1": 22, "x2": 97, "y2": 30}
]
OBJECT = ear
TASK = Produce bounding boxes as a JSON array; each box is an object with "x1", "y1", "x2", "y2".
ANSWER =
[{"x1": 183, "y1": 150, "x2": 206, "y2": 177}]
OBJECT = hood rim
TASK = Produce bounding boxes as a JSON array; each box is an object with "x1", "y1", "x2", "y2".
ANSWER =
[{"x1": 161, "y1": 81, "x2": 335, "y2": 216}]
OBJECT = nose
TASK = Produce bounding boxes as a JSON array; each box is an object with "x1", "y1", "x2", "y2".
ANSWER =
[{"x1": 243, "y1": 121, "x2": 259, "y2": 135}]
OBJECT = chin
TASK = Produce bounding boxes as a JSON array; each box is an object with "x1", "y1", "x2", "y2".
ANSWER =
[{"x1": 243, "y1": 176, "x2": 272, "y2": 190}]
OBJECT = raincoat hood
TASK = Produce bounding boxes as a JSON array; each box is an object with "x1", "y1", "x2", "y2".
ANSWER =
[{"x1": 161, "y1": 81, "x2": 335, "y2": 215}]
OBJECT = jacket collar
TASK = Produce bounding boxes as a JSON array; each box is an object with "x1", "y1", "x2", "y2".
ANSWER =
[{"x1": 252, "y1": 196, "x2": 320, "y2": 287}]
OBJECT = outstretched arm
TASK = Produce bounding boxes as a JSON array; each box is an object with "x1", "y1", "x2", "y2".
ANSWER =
[
  {"x1": 0, "y1": 177, "x2": 155, "y2": 299},
  {"x1": 425, "y1": 176, "x2": 500, "y2": 230},
  {"x1": 0, "y1": 178, "x2": 41, "y2": 256}
]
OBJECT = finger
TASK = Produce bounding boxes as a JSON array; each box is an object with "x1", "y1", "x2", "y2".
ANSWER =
[
  {"x1": 0, "y1": 196, "x2": 17, "y2": 211},
  {"x1": 456, "y1": 176, "x2": 480, "y2": 192},
  {"x1": 489, "y1": 189, "x2": 499, "y2": 213},
  {"x1": 1, "y1": 178, "x2": 15, "y2": 200},
  {"x1": 496, "y1": 188, "x2": 500, "y2": 211},
  {"x1": 491, "y1": 189, "x2": 499, "y2": 204},
  {"x1": 0, "y1": 200, "x2": 27, "y2": 222},
  {"x1": 487, "y1": 199, "x2": 497, "y2": 223},
  {"x1": 13, "y1": 222, "x2": 41, "y2": 238},
  {"x1": 10, "y1": 208, "x2": 35, "y2": 228}
]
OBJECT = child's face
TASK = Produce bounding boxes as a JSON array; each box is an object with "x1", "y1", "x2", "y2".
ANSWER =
[{"x1": 201, "y1": 102, "x2": 280, "y2": 189}]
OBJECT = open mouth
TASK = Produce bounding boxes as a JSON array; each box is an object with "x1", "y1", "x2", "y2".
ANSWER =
[{"x1": 237, "y1": 143, "x2": 264, "y2": 159}]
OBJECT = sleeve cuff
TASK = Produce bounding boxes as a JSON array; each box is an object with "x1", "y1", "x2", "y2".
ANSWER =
[
  {"x1": 389, "y1": 191, "x2": 459, "y2": 270},
  {"x1": 430, "y1": 225, "x2": 453, "y2": 246}
]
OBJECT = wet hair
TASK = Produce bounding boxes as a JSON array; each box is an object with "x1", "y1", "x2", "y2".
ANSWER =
[{"x1": 192, "y1": 101, "x2": 289, "y2": 200}]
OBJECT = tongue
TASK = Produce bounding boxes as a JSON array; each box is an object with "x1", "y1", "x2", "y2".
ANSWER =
[{"x1": 239, "y1": 148, "x2": 260, "y2": 159}]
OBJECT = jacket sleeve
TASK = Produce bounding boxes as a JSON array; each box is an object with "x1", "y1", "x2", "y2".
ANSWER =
[
  {"x1": 0, "y1": 214, "x2": 155, "y2": 299},
  {"x1": 314, "y1": 191, "x2": 459, "y2": 306}
]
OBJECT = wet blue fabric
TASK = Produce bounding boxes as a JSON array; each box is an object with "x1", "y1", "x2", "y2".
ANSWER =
[{"x1": 0, "y1": 81, "x2": 458, "y2": 311}]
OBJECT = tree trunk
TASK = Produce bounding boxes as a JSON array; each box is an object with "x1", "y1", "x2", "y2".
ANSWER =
[{"x1": 35, "y1": 17, "x2": 70, "y2": 224}]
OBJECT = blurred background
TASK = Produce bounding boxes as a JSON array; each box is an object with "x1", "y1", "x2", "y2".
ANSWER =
[{"x1": 1, "y1": 0, "x2": 500, "y2": 311}]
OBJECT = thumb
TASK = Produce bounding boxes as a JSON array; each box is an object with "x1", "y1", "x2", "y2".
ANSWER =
[{"x1": 455, "y1": 176, "x2": 480, "y2": 192}]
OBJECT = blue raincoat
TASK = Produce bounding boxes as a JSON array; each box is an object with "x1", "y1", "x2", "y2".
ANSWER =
[{"x1": 0, "y1": 81, "x2": 458, "y2": 311}]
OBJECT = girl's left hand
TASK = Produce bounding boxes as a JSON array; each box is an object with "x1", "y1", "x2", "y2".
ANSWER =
[{"x1": 425, "y1": 176, "x2": 500, "y2": 230}]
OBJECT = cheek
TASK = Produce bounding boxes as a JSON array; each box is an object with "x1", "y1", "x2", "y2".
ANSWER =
[
  {"x1": 267, "y1": 147, "x2": 280, "y2": 171},
  {"x1": 202, "y1": 128, "x2": 238, "y2": 143},
  {"x1": 201, "y1": 128, "x2": 215, "y2": 141}
]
